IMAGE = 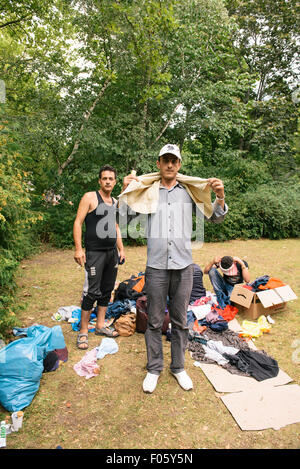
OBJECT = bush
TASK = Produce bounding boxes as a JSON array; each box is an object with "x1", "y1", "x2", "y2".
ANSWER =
[
  {"x1": 204, "y1": 182, "x2": 300, "y2": 241},
  {"x1": 0, "y1": 123, "x2": 42, "y2": 339},
  {"x1": 0, "y1": 250, "x2": 20, "y2": 339},
  {"x1": 241, "y1": 183, "x2": 300, "y2": 239},
  {"x1": 38, "y1": 202, "x2": 76, "y2": 249}
]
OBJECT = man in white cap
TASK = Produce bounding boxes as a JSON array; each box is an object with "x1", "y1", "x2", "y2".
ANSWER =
[{"x1": 121, "y1": 144, "x2": 227, "y2": 393}]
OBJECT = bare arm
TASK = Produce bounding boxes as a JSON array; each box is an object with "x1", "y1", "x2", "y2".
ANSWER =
[
  {"x1": 73, "y1": 193, "x2": 91, "y2": 266},
  {"x1": 116, "y1": 224, "x2": 125, "y2": 262},
  {"x1": 204, "y1": 256, "x2": 221, "y2": 274},
  {"x1": 233, "y1": 257, "x2": 250, "y2": 283}
]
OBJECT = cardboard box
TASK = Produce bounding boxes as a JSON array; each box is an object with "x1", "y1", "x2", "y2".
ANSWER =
[{"x1": 230, "y1": 284, "x2": 298, "y2": 320}]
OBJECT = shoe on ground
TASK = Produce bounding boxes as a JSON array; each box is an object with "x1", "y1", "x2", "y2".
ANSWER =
[
  {"x1": 143, "y1": 372, "x2": 159, "y2": 393},
  {"x1": 171, "y1": 370, "x2": 193, "y2": 391}
]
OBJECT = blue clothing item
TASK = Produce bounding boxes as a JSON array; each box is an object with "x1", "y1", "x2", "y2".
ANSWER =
[
  {"x1": 199, "y1": 317, "x2": 228, "y2": 332},
  {"x1": 208, "y1": 267, "x2": 234, "y2": 309},
  {"x1": 71, "y1": 308, "x2": 97, "y2": 332},
  {"x1": 96, "y1": 338, "x2": 119, "y2": 359},
  {"x1": 249, "y1": 275, "x2": 270, "y2": 292},
  {"x1": 0, "y1": 325, "x2": 65, "y2": 411},
  {"x1": 71, "y1": 301, "x2": 135, "y2": 331},
  {"x1": 187, "y1": 309, "x2": 196, "y2": 326},
  {"x1": 105, "y1": 299, "x2": 136, "y2": 320}
]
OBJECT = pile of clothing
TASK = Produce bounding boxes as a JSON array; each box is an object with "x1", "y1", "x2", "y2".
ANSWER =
[
  {"x1": 187, "y1": 293, "x2": 239, "y2": 333},
  {"x1": 245, "y1": 276, "x2": 286, "y2": 292},
  {"x1": 187, "y1": 315, "x2": 279, "y2": 382},
  {"x1": 52, "y1": 300, "x2": 137, "y2": 334}
]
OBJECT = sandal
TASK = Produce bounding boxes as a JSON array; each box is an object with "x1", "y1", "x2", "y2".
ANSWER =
[
  {"x1": 77, "y1": 333, "x2": 89, "y2": 350},
  {"x1": 95, "y1": 327, "x2": 119, "y2": 338}
]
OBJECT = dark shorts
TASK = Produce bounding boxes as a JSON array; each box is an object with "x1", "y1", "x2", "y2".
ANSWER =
[{"x1": 81, "y1": 248, "x2": 118, "y2": 311}]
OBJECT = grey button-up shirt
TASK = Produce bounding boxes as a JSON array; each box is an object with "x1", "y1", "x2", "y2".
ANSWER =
[{"x1": 146, "y1": 183, "x2": 228, "y2": 270}]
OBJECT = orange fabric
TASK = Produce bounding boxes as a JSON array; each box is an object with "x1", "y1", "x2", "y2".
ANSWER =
[
  {"x1": 216, "y1": 305, "x2": 239, "y2": 321},
  {"x1": 193, "y1": 320, "x2": 207, "y2": 334},
  {"x1": 132, "y1": 276, "x2": 145, "y2": 293},
  {"x1": 258, "y1": 277, "x2": 285, "y2": 290}
]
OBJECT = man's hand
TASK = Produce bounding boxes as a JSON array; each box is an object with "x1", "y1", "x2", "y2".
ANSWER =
[
  {"x1": 213, "y1": 256, "x2": 222, "y2": 265},
  {"x1": 119, "y1": 248, "x2": 125, "y2": 264},
  {"x1": 122, "y1": 173, "x2": 139, "y2": 192},
  {"x1": 233, "y1": 256, "x2": 243, "y2": 265},
  {"x1": 208, "y1": 178, "x2": 225, "y2": 199},
  {"x1": 74, "y1": 249, "x2": 86, "y2": 266}
]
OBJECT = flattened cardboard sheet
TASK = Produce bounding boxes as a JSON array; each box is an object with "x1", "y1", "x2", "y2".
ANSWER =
[
  {"x1": 196, "y1": 363, "x2": 293, "y2": 393},
  {"x1": 191, "y1": 317, "x2": 299, "y2": 431},
  {"x1": 220, "y1": 384, "x2": 300, "y2": 431}
]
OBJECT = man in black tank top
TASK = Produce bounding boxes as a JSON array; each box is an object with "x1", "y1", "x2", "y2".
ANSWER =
[{"x1": 73, "y1": 165, "x2": 125, "y2": 349}]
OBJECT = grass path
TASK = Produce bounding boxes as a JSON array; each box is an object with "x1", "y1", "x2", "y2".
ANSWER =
[{"x1": 1, "y1": 239, "x2": 300, "y2": 449}]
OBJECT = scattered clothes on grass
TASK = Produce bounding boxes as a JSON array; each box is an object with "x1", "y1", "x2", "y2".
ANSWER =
[
  {"x1": 187, "y1": 326, "x2": 279, "y2": 381},
  {"x1": 73, "y1": 348, "x2": 100, "y2": 379},
  {"x1": 51, "y1": 305, "x2": 79, "y2": 322},
  {"x1": 96, "y1": 338, "x2": 119, "y2": 359},
  {"x1": 223, "y1": 349, "x2": 279, "y2": 381}
]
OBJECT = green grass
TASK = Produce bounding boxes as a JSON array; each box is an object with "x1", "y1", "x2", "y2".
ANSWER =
[{"x1": 1, "y1": 239, "x2": 300, "y2": 449}]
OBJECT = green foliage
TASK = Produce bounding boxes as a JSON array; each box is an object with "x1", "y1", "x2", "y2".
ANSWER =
[
  {"x1": 204, "y1": 182, "x2": 300, "y2": 242},
  {"x1": 0, "y1": 250, "x2": 20, "y2": 339},
  {"x1": 0, "y1": 118, "x2": 42, "y2": 338},
  {"x1": 241, "y1": 183, "x2": 300, "y2": 239},
  {"x1": 38, "y1": 202, "x2": 76, "y2": 249}
]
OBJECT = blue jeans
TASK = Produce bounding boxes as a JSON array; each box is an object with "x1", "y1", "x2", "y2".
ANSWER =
[{"x1": 209, "y1": 267, "x2": 234, "y2": 309}]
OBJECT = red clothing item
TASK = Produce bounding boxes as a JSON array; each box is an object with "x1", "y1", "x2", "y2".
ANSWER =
[
  {"x1": 258, "y1": 278, "x2": 285, "y2": 290},
  {"x1": 216, "y1": 304, "x2": 239, "y2": 321}
]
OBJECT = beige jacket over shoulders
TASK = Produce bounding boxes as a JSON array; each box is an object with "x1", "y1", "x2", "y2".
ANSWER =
[{"x1": 118, "y1": 172, "x2": 213, "y2": 218}]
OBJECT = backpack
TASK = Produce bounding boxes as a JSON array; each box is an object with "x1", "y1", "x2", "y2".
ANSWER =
[
  {"x1": 136, "y1": 295, "x2": 170, "y2": 334},
  {"x1": 114, "y1": 313, "x2": 136, "y2": 337},
  {"x1": 114, "y1": 273, "x2": 145, "y2": 301}
]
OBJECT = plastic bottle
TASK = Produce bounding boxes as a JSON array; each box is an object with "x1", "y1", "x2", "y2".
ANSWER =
[{"x1": 0, "y1": 420, "x2": 6, "y2": 448}]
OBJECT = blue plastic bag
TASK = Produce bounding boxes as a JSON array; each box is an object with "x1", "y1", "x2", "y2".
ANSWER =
[
  {"x1": 0, "y1": 325, "x2": 65, "y2": 411},
  {"x1": 71, "y1": 308, "x2": 97, "y2": 332}
]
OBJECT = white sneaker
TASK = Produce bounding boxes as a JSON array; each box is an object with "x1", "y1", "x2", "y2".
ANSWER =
[
  {"x1": 143, "y1": 372, "x2": 159, "y2": 393},
  {"x1": 172, "y1": 370, "x2": 193, "y2": 391}
]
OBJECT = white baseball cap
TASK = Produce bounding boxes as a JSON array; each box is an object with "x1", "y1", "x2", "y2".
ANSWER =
[{"x1": 159, "y1": 144, "x2": 182, "y2": 161}]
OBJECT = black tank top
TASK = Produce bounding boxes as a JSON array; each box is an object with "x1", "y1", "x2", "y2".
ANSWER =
[{"x1": 84, "y1": 191, "x2": 117, "y2": 251}]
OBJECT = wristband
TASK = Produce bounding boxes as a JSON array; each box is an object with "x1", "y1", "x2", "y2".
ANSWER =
[{"x1": 216, "y1": 195, "x2": 225, "y2": 201}]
